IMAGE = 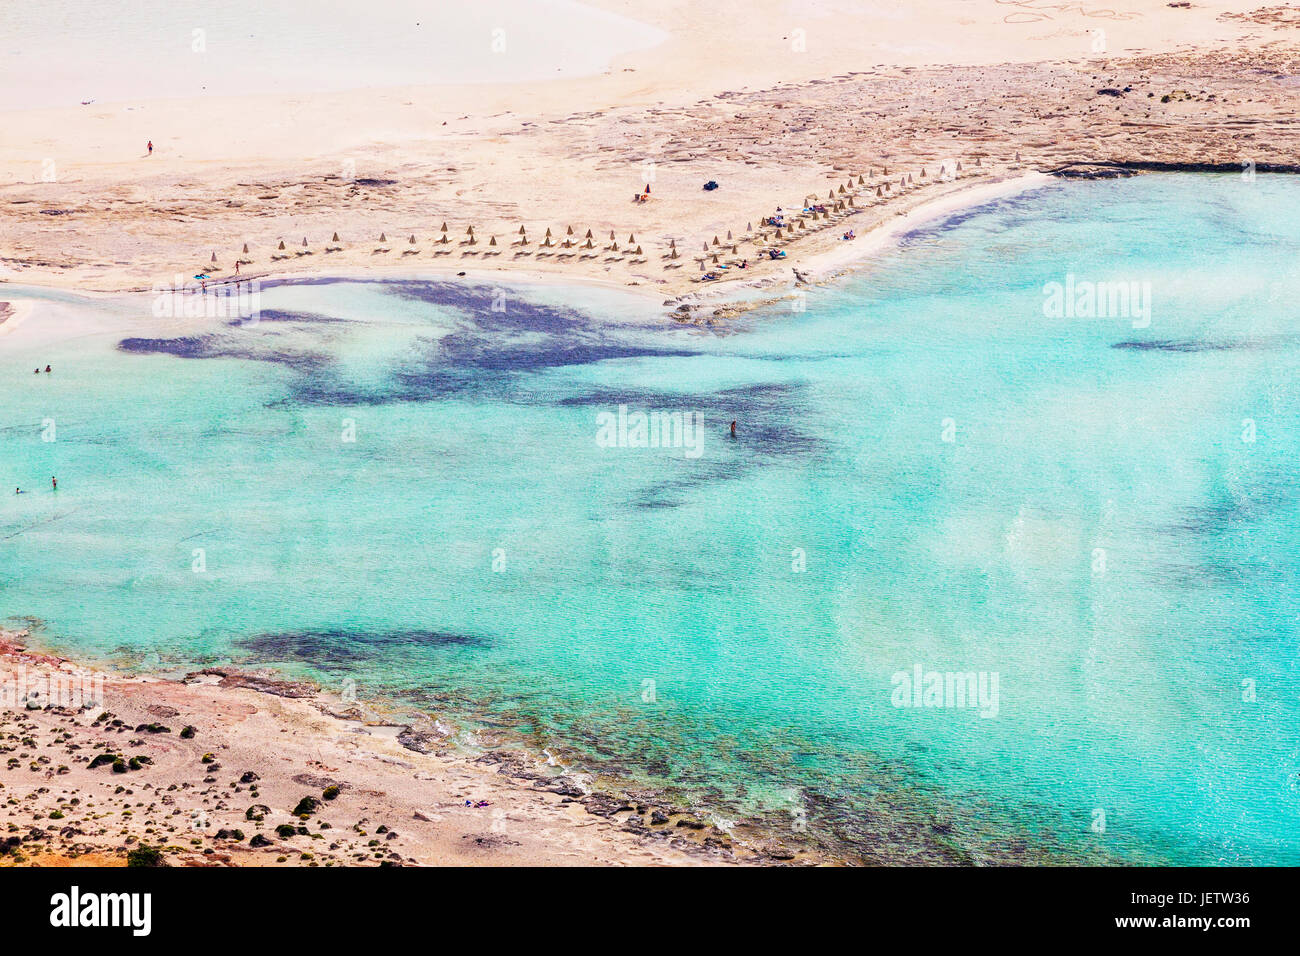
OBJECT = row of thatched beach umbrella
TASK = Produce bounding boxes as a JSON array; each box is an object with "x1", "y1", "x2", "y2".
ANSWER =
[{"x1": 203, "y1": 157, "x2": 989, "y2": 271}]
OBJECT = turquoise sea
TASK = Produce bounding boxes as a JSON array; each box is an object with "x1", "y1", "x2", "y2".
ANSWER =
[{"x1": 3, "y1": 174, "x2": 1299, "y2": 864}]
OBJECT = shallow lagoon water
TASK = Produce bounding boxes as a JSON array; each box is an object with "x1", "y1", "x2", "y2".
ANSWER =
[
  {"x1": 4, "y1": 174, "x2": 1300, "y2": 863},
  {"x1": 0, "y1": 0, "x2": 665, "y2": 110}
]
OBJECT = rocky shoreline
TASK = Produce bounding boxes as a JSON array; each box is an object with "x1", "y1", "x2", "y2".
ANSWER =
[{"x1": 1, "y1": 630, "x2": 817, "y2": 866}]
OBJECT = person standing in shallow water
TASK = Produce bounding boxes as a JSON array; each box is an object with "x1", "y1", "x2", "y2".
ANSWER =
[
  {"x1": 51, "y1": 477, "x2": 57, "y2": 491},
  {"x1": 730, "y1": 420, "x2": 737, "y2": 437}
]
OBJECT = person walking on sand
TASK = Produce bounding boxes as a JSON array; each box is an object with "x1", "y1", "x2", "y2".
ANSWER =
[{"x1": 147, "y1": 140, "x2": 153, "y2": 156}]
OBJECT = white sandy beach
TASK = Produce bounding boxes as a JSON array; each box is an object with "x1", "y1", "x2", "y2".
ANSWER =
[{"x1": 3, "y1": 0, "x2": 1296, "y2": 307}]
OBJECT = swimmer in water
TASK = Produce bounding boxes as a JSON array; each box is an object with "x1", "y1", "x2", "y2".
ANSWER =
[{"x1": 730, "y1": 420, "x2": 737, "y2": 437}]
